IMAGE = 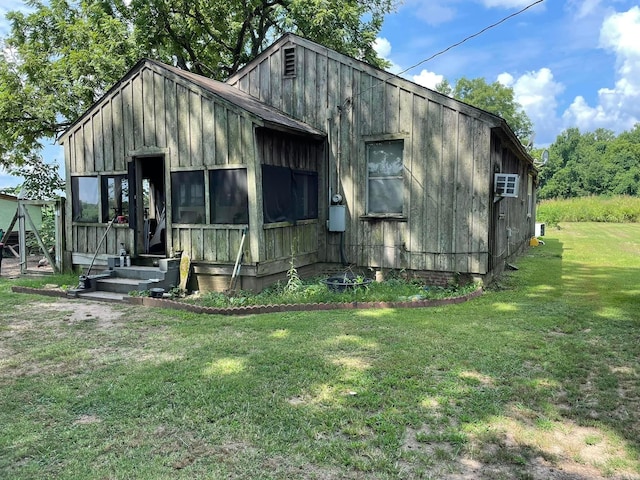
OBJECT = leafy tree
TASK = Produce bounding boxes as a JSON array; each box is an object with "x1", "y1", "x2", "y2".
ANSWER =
[
  {"x1": 1, "y1": 0, "x2": 396, "y2": 170},
  {"x1": 538, "y1": 125, "x2": 640, "y2": 199},
  {"x1": 436, "y1": 77, "x2": 534, "y2": 145}
]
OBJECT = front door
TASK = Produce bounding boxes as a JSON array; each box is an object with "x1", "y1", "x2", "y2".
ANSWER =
[{"x1": 129, "y1": 156, "x2": 167, "y2": 256}]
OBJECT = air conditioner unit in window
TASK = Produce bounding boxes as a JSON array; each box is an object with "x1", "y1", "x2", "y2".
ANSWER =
[{"x1": 494, "y1": 173, "x2": 520, "y2": 197}]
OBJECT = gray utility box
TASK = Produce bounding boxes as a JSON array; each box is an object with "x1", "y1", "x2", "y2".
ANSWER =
[{"x1": 328, "y1": 205, "x2": 346, "y2": 232}]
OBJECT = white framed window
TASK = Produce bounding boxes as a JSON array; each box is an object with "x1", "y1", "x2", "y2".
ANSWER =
[
  {"x1": 366, "y1": 140, "x2": 404, "y2": 214},
  {"x1": 494, "y1": 173, "x2": 520, "y2": 197}
]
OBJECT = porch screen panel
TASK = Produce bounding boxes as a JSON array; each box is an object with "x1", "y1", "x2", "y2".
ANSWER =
[
  {"x1": 262, "y1": 165, "x2": 318, "y2": 223},
  {"x1": 171, "y1": 171, "x2": 205, "y2": 224},
  {"x1": 262, "y1": 165, "x2": 292, "y2": 223},
  {"x1": 209, "y1": 169, "x2": 249, "y2": 224}
]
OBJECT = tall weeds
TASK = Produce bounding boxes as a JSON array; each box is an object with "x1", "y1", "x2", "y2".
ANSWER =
[{"x1": 537, "y1": 195, "x2": 640, "y2": 225}]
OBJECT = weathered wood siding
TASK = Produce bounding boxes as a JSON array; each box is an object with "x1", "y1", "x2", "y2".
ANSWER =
[
  {"x1": 171, "y1": 226, "x2": 251, "y2": 263},
  {"x1": 489, "y1": 134, "x2": 534, "y2": 270},
  {"x1": 62, "y1": 63, "x2": 258, "y2": 263},
  {"x1": 255, "y1": 130, "x2": 324, "y2": 267},
  {"x1": 229, "y1": 38, "x2": 495, "y2": 275}
]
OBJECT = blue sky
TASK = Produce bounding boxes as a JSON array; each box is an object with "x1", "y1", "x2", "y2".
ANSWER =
[
  {"x1": 2, "y1": 0, "x2": 640, "y2": 189},
  {"x1": 375, "y1": 0, "x2": 640, "y2": 146}
]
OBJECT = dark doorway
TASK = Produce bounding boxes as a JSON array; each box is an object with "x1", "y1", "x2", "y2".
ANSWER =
[{"x1": 129, "y1": 156, "x2": 166, "y2": 256}]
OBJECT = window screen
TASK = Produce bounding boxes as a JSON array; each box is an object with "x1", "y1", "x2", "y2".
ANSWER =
[
  {"x1": 171, "y1": 171, "x2": 205, "y2": 224},
  {"x1": 71, "y1": 176, "x2": 99, "y2": 223},
  {"x1": 366, "y1": 140, "x2": 404, "y2": 214},
  {"x1": 262, "y1": 165, "x2": 318, "y2": 223},
  {"x1": 209, "y1": 169, "x2": 249, "y2": 224}
]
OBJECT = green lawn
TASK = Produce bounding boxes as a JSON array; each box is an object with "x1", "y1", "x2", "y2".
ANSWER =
[{"x1": 1, "y1": 223, "x2": 639, "y2": 479}]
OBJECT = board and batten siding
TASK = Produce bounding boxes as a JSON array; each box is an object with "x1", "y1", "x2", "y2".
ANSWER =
[
  {"x1": 255, "y1": 129, "x2": 324, "y2": 270},
  {"x1": 62, "y1": 63, "x2": 258, "y2": 264},
  {"x1": 229, "y1": 38, "x2": 493, "y2": 275}
]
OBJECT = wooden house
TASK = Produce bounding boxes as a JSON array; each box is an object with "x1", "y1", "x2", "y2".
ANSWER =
[{"x1": 60, "y1": 34, "x2": 537, "y2": 291}]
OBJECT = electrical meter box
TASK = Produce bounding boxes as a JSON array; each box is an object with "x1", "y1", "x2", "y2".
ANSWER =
[{"x1": 328, "y1": 205, "x2": 346, "y2": 232}]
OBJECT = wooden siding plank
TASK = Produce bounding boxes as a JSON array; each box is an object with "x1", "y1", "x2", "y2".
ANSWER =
[
  {"x1": 203, "y1": 229, "x2": 215, "y2": 261},
  {"x1": 385, "y1": 83, "x2": 399, "y2": 133},
  {"x1": 247, "y1": 131, "x2": 263, "y2": 263},
  {"x1": 249, "y1": 64, "x2": 260, "y2": 99},
  {"x1": 191, "y1": 227, "x2": 203, "y2": 261},
  {"x1": 92, "y1": 113, "x2": 104, "y2": 173},
  {"x1": 143, "y1": 68, "x2": 156, "y2": 147},
  {"x1": 102, "y1": 101, "x2": 114, "y2": 172},
  {"x1": 153, "y1": 71, "x2": 166, "y2": 147},
  {"x1": 176, "y1": 83, "x2": 189, "y2": 167},
  {"x1": 83, "y1": 119, "x2": 94, "y2": 172},
  {"x1": 370, "y1": 78, "x2": 385, "y2": 135},
  {"x1": 239, "y1": 117, "x2": 252, "y2": 166},
  {"x1": 283, "y1": 76, "x2": 294, "y2": 117},
  {"x1": 455, "y1": 113, "x2": 473, "y2": 273},
  {"x1": 472, "y1": 120, "x2": 491, "y2": 273},
  {"x1": 439, "y1": 106, "x2": 457, "y2": 271},
  {"x1": 409, "y1": 95, "x2": 426, "y2": 270},
  {"x1": 215, "y1": 229, "x2": 229, "y2": 261},
  {"x1": 132, "y1": 73, "x2": 144, "y2": 149},
  {"x1": 258, "y1": 58, "x2": 270, "y2": 102},
  {"x1": 73, "y1": 129, "x2": 84, "y2": 174},
  {"x1": 190, "y1": 90, "x2": 203, "y2": 167},
  {"x1": 202, "y1": 97, "x2": 216, "y2": 166},
  {"x1": 165, "y1": 78, "x2": 179, "y2": 168},
  {"x1": 214, "y1": 104, "x2": 228, "y2": 165},
  {"x1": 270, "y1": 50, "x2": 283, "y2": 110},
  {"x1": 228, "y1": 112, "x2": 240, "y2": 164},
  {"x1": 304, "y1": 47, "x2": 316, "y2": 126},
  {"x1": 316, "y1": 53, "x2": 328, "y2": 127},
  {"x1": 122, "y1": 81, "x2": 134, "y2": 168},
  {"x1": 423, "y1": 100, "x2": 442, "y2": 270},
  {"x1": 112, "y1": 91, "x2": 124, "y2": 168}
]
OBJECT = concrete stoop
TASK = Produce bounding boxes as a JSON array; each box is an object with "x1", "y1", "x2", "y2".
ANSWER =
[{"x1": 67, "y1": 257, "x2": 180, "y2": 301}]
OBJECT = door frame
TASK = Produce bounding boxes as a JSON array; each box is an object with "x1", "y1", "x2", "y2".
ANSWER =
[{"x1": 128, "y1": 152, "x2": 169, "y2": 257}]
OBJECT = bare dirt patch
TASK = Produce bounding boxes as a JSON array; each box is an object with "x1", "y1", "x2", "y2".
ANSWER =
[{"x1": 400, "y1": 412, "x2": 639, "y2": 480}]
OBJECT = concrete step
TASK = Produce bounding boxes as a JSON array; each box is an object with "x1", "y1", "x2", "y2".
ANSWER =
[
  {"x1": 77, "y1": 290, "x2": 127, "y2": 302},
  {"x1": 103, "y1": 266, "x2": 167, "y2": 281},
  {"x1": 96, "y1": 277, "x2": 144, "y2": 294}
]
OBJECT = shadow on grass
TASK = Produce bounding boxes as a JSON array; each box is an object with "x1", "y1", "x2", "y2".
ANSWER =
[{"x1": 2, "y1": 234, "x2": 639, "y2": 478}]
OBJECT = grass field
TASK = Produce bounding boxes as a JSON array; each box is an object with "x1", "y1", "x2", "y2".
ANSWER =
[{"x1": 1, "y1": 223, "x2": 639, "y2": 479}]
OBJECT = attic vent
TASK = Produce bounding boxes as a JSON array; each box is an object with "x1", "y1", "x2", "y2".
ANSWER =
[
  {"x1": 283, "y1": 47, "x2": 296, "y2": 77},
  {"x1": 494, "y1": 173, "x2": 520, "y2": 197}
]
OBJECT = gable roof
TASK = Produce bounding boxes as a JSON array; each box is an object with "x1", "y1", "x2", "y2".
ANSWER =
[
  {"x1": 228, "y1": 33, "x2": 534, "y2": 166},
  {"x1": 60, "y1": 57, "x2": 325, "y2": 143}
]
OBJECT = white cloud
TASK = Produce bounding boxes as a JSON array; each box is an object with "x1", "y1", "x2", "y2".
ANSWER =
[
  {"x1": 497, "y1": 72, "x2": 514, "y2": 87},
  {"x1": 373, "y1": 37, "x2": 392, "y2": 59},
  {"x1": 567, "y1": 0, "x2": 603, "y2": 19},
  {"x1": 498, "y1": 68, "x2": 564, "y2": 144},
  {"x1": 401, "y1": 0, "x2": 458, "y2": 26},
  {"x1": 479, "y1": 0, "x2": 537, "y2": 7},
  {"x1": 562, "y1": 6, "x2": 640, "y2": 133},
  {"x1": 412, "y1": 69, "x2": 445, "y2": 89},
  {"x1": 373, "y1": 37, "x2": 403, "y2": 74}
]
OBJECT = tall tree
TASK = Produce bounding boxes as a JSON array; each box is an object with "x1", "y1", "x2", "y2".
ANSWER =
[
  {"x1": 436, "y1": 77, "x2": 534, "y2": 145},
  {"x1": 538, "y1": 125, "x2": 640, "y2": 199},
  {"x1": 0, "y1": 0, "x2": 396, "y2": 170}
]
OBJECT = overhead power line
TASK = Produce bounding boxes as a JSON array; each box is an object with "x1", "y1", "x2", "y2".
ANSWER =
[
  {"x1": 340, "y1": 0, "x2": 545, "y2": 108},
  {"x1": 398, "y1": 0, "x2": 546, "y2": 77}
]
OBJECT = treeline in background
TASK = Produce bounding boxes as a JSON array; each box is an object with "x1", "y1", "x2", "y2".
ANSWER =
[{"x1": 535, "y1": 124, "x2": 640, "y2": 225}]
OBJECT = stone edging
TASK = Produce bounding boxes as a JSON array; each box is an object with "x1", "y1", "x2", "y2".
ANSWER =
[{"x1": 11, "y1": 285, "x2": 483, "y2": 315}]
